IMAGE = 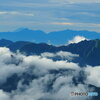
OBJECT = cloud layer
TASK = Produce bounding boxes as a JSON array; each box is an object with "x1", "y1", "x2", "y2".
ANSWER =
[{"x1": 0, "y1": 47, "x2": 99, "y2": 100}]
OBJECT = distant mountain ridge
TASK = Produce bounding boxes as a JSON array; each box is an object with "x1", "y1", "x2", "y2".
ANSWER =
[
  {"x1": 0, "y1": 28, "x2": 100, "y2": 45},
  {"x1": 0, "y1": 39, "x2": 13, "y2": 47},
  {"x1": 0, "y1": 39, "x2": 100, "y2": 66}
]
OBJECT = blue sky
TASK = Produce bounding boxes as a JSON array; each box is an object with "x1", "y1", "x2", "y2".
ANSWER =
[{"x1": 0, "y1": 0, "x2": 100, "y2": 32}]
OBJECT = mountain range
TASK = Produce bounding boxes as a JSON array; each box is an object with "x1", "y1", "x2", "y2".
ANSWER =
[
  {"x1": 0, "y1": 28, "x2": 100, "y2": 45},
  {"x1": 0, "y1": 39, "x2": 100, "y2": 66},
  {"x1": 0, "y1": 38, "x2": 100, "y2": 100}
]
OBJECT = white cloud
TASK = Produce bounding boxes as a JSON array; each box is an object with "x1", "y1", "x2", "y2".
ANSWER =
[
  {"x1": 0, "y1": 47, "x2": 99, "y2": 100},
  {"x1": 0, "y1": 47, "x2": 11, "y2": 55},
  {"x1": 50, "y1": 0, "x2": 100, "y2": 4},
  {"x1": 51, "y1": 22, "x2": 74, "y2": 25},
  {"x1": 0, "y1": 90, "x2": 10, "y2": 100},
  {"x1": 0, "y1": 47, "x2": 79, "y2": 84},
  {"x1": 85, "y1": 66, "x2": 100, "y2": 87},
  {"x1": 68, "y1": 36, "x2": 88, "y2": 44},
  {"x1": 23, "y1": 55, "x2": 79, "y2": 71},
  {"x1": 0, "y1": 11, "x2": 34, "y2": 16},
  {"x1": 70, "y1": 0, "x2": 100, "y2": 3},
  {"x1": 56, "y1": 51, "x2": 79, "y2": 60},
  {"x1": 41, "y1": 51, "x2": 79, "y2": 61}
]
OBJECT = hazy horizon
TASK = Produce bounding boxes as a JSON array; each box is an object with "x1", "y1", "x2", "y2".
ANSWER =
[{"x1": 0, "y1": 27, "x2": 100, "y2": 33}]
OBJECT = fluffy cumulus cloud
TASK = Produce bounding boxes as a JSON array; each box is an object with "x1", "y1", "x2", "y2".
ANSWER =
[
  {"x1": 41, "y1": 51, "x2": 79, "y2": 61},
  {"x1": 85, "y1": 66, "x2": 100, "y2": 87},
  {"x1": 0, "y1": 90, "x2": 10, "y2": 100},
  {"x1": 0, "y1": 47, "x2": 99, "y2": 100},
  {"x1": 68, "y1": 36, "x2": 88, "y2": 44}
]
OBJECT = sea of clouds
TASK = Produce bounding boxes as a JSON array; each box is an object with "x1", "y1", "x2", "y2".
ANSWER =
[{"x1": 0, "y1": 47, "x2": 99, "y2": 100}]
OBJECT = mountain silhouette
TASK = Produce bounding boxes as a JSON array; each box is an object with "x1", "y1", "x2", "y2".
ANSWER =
[
  {"x1": 0, "y1": 28, "x2": 100, "y2": 45},
  {"x1": 0, "y1": 39, "x2": 100, "y2": 66},
  {"x1": 0, "y1": 39, "x2": 13, "y2": 47}
]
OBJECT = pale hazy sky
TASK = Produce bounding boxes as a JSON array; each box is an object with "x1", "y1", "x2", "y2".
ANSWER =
[{"x1": 0, "y1": 0, "x2": 100, "y2": 32}]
